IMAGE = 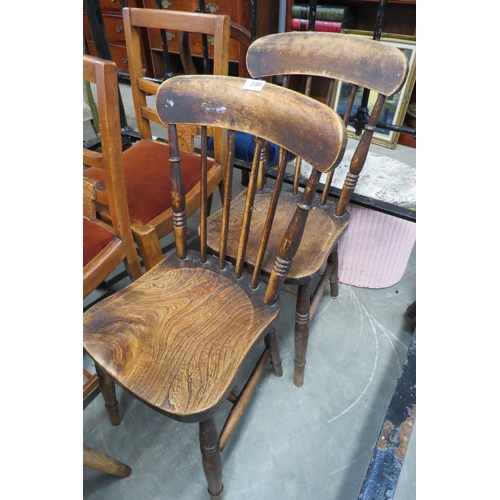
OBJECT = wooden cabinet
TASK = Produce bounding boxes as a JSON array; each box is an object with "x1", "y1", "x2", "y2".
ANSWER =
[
  {"x1": 84, "y1": 0, "x2": 153, "y2": 76},
  {"x1": 84, "y1": 1, "x2": 280, "y2": 79},
  {"x1": 285, "y1": 1, "x2": 416, "y2": 36},
  {"x1": 141, "y1": 0, "x2": 280, "y2": 79}
]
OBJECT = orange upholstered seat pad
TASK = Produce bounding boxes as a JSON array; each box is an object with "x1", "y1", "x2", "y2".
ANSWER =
[
  {"x1": 84, "y1": 140, "x2": 215, "y2": 225},
  {"x1": 83, "y1": 217, "x2": 116, "y2": 267}
]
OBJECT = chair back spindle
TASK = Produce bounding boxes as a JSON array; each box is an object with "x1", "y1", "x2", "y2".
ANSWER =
[
  {"x1": 167, "y1": 124, "x2": 187, "y2": 261},
  {"x1": 250, "y1": 146, "x2": 289, "y2": 289},
  {"x1": 156, "y1": 75, "x2": 347, "y2": 300}
]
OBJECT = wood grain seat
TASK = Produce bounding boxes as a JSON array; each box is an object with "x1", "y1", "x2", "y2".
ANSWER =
[
  {"x1": 84, "y1": 251, "x2": 279, "y2": 422},
  {"x1": 207, "y1": 186, "x2": 349, "y2": 282}
]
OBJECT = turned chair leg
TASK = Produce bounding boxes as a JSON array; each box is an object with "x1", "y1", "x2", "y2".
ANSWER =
[
  {"x1": 264, "y1": 328, "x2": 283, "y2": 377},
  {"x1": 199, "y1": 417, "x2": 223, "y2": 500},
  {"x1": 96, "y1": 364, "x2": 121, "y2": 426},
  {"x1": 294, "y1": 283, "x2": 311, "y2": 387},
  {"x1": 329, "y1": 245, "x2": 339, "y2": 298},
  {"x1": 83, "y1": 444, "x2": 131, "y2": 478}
]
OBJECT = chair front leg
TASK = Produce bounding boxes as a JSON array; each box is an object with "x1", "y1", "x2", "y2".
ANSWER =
[
  {"x1": 329, "y1": 244, "x2": 339, "y2": 298},
  {"x1": 294, "y1": 283, "x2": 311, "y2": 387},
  {"x1": 133, "y1": 224, "x2": 164, "y2": 271},
  {"x1": 264, "y1": 328, "x2": 283, "y2": 377},
  {"x1": 199, "y1": 417, "x2": 224, "y2": 499},
  {"x1": 95, "y1": 363, "x2": 121, "y2": 426}
]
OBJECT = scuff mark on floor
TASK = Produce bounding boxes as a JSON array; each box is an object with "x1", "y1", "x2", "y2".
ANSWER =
[
  {"x1": 325, "y1": 289, "x2": 379, "y2": 424},
  {"x1": 328, "y1": 455, "x2": 366, "y2": 476}
]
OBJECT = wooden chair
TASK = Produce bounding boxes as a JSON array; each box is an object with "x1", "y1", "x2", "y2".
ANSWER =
[
  {"x1": 83, "y1": 74, "x2": 347, "y2": 499},
  {"x1": 84, "y1": 7, "x2": 231, "y2": 272},
  {"x1": 206, "y1": 32, "x2": 409, "y2": 387},
  {"x1": 83, "y1": 54, "x2": 143, "y2": 397}
]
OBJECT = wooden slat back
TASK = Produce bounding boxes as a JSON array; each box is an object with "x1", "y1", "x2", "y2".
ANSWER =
[
  {"x1": 246, "y1": 31, "x2": 410, "y2": 214},
  {"x1": 83, "y1": 149, "x2": 104, "y2": 170},
  {"x1": 156, "y1": 75, "x2": 347, "y2": 304},
  {"x1": 122, "y1": 7, "x2": 230, "y2": 163},
  {"x1": 83, "y1": 55, "x2": 142, "y2": 282}
]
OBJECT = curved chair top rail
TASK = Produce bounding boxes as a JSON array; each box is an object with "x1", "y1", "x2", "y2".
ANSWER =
[
  {"x1": 246, "y1": 32, "x2": 409, "y2": 97},
  {"x1": 155, "y1": 74, "x2": 347, "y2": 173}
]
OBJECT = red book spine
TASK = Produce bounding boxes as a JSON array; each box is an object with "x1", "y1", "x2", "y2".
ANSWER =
[{"x1": 290, "y1": 18, "x2": 342, "y2": 32}]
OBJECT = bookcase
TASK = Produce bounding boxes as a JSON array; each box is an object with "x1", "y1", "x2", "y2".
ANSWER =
[
  {"x1": 285, "y1": 1, "x2": 416, "y2": 36},
  {"x1": 285, "y1": 1, "x2": 416, "y2": 148}
]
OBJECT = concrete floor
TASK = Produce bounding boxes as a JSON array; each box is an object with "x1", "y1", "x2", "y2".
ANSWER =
[{"x1": 83, "y1": 82, "x2": 416, "y2": 500}]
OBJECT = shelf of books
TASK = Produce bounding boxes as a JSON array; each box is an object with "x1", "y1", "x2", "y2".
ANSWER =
[
  {"x1": 285, "y1": 1, "x2": 416, "y2": 36},
  {"x1": 285, "y1": 1, "x2": 416, "y2": 148}
]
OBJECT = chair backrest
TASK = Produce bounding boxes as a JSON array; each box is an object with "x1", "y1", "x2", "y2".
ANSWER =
[
  {"x1": 155, "y1": 74, "x2": 347, "y2": 305},
  {"x1": 123, "y1": 7, "x2": 231, "y2": 159},
  {"x1": 246, "y1": 31, "x2": 409, "y2": 215},
  {"x1": 83, "y1": 55, "x2": 142, "y2": 297},
  {"x1": 178, "y1": 21, "x2": 252, "y2": 78}
]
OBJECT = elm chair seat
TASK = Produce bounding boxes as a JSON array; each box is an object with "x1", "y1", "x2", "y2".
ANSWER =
[{"x1": 207, "y1": 187, "x2": 347, "y2": 282}]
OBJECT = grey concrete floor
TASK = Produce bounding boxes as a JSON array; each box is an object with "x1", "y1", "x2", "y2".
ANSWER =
[{"x1": 83, "y1": 82, "x2": 416, "y2": 500}]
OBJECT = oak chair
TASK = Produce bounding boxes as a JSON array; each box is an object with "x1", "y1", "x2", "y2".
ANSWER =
[
  {"x1": 83, "y1": 74, "x2": 347, "y2": 499},
  {"x1": 84, "y1": 7, "x2": 231, "y2": 272},
  {"x1": 206, "y1": 31, "x2": 409, "y2": 387},
  {"x1": 83, "y1": 55, "x2": 143, "y2": 396}
]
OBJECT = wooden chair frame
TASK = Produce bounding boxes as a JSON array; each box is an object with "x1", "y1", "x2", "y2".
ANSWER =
[
  {"x1": 83, "y1": 54, "x2": 142, "y2": 299},
  {"x1": 83, "y1": 54, "x2": 143, "y2": 399},
  {"x1": 85, "y1": 8, "x2": 232, "y2": 272},
  {"x1": 83, "y1": 74, "x2": 347, "y2": 499},
  {"x1": 206, "y1": 31, "x2": 410, "y2": 387}
]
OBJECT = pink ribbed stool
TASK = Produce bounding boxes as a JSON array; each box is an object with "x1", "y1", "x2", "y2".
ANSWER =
[
  {"x1": 297, "y1": 148, "x2": 416, "y2": 289},
  {"x1": 333, "y1": 149, "x2": 416, "y2": 288},
  {"x1": 337, "y1": 205, "x2": 416, "y2": 288}
]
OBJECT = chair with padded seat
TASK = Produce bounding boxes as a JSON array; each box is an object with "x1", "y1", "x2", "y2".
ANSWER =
[
  {"x1": 83, "y1": 54, "x2": 143, "y2": 397},
  {"x1": 83, "y1": 74, "x2": 347, "y2": 499},
  {"x1": 84, "y1": 7, "x2": 232, "y2": 272},
  {"x1": 205, "y1": 31, "x2": 410, "y2": 387}
]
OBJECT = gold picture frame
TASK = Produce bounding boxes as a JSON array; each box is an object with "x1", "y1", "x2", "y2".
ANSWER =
[{"x1": 332, "y1": 30, "x2": 416, "y2": 149}]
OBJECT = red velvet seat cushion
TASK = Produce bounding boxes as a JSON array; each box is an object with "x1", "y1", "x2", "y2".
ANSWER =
[
  {"x1": 83, "y1": 217, "x2": 116, "y2": 267},
  {"x1": 84, "y1": 139, "x2": 215, "y2": 225}
]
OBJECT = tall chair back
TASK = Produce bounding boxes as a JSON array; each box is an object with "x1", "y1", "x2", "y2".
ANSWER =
[{"x1": 83, "y1": 8, "x2": 232, "y2": 272}]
